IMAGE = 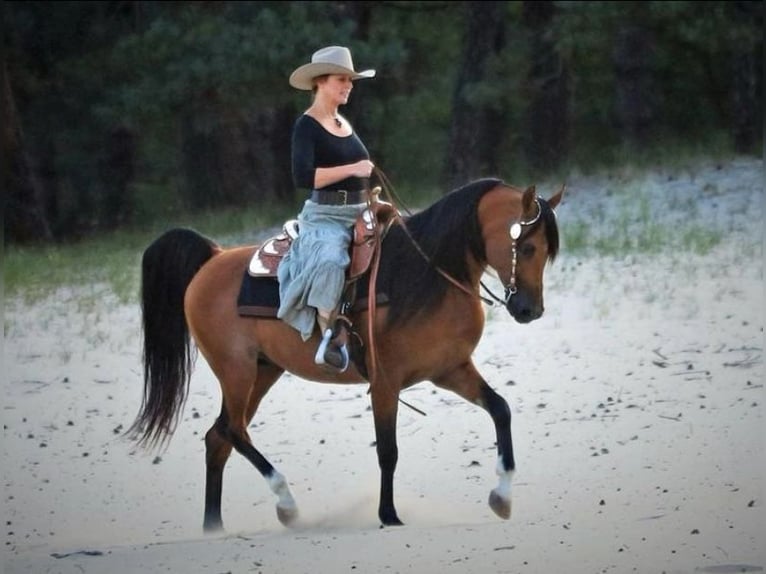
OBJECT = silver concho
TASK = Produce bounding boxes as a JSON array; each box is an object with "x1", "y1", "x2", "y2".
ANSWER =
[{"x1": 510, "y1": 222, "x2": 522, "y2": 240}]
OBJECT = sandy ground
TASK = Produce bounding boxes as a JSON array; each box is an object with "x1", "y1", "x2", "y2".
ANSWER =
[{"x1": 3, "y1": 156, "x2": 764, "y2": 574}]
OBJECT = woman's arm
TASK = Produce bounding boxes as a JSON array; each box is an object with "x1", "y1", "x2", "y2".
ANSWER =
[{"x1": 313, "y1": 160, "x2": 374, "y2": 189}]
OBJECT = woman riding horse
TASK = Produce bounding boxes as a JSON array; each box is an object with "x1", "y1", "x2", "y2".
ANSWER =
[{"x1": 132, "y1": 178, "x2": 563, "y2": 530}]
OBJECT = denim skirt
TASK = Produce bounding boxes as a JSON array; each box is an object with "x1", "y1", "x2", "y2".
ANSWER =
[{"x1": 277, "y1": 199, "x2": 366, "y2": 341}]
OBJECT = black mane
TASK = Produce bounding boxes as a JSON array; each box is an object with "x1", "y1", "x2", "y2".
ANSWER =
[
  {"x1": 539, "y1": 195, "x2": 560, "y2": 262},
  {"x1": 375, "y1": 178, "x2": 502, "y2": 327},
  {"x1": 370, "y1": 178, "x2": 560, "y2": 328}
]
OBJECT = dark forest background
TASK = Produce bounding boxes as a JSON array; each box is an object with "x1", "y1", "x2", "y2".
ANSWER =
[{"x1": 3, "y1": 1, "x2": 763, "y2": 244}]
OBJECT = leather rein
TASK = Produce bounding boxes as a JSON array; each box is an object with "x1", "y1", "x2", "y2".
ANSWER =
[{"x1": 374, "y1": 169, "x2": 543, "y2": 308}]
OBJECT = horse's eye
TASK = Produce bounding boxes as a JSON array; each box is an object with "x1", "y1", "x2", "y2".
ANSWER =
[{"x1": 520, "y1": 243, "x2": 536, "y2": 258}]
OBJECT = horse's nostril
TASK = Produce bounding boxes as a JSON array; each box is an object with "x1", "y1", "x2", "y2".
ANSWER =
[
  {"x1": 508, "y1": 305, "x2": 532, "y2": 323},
  {"x1": 507, "y1": 298, "x2": 543, "y2": 323}
]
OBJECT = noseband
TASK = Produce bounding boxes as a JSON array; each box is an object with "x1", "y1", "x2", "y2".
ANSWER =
[{"x1": 481, "y1": 197, "x2": 543, "y2": 306}]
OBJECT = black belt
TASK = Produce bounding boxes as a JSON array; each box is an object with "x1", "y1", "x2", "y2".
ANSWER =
[{"x1": 311, "y1": 189, "x2": 369, "y2": 206}]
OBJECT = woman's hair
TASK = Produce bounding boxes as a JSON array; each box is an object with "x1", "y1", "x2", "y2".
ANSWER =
[{"x1": 311, "y1": 74, "x2": 330, "y2": 95}]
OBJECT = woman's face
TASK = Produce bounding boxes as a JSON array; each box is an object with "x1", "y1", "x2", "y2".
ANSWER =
[{"x1": 316, "y1": 74, "x2": 354, "y2": 105}]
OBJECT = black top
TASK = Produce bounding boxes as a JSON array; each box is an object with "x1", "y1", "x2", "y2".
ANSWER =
[{"x1": 291, "y1": 114, "x2": 371, "y2": 193}]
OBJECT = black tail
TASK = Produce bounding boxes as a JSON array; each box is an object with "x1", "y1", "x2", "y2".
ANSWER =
[{"x1": 129, "y1": 228, "x2": 218, "y2": 448}]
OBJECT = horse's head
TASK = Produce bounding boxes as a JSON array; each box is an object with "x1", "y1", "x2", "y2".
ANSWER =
[{"x1": 479, "y1": 184, "x2": 564, "y2": 323}]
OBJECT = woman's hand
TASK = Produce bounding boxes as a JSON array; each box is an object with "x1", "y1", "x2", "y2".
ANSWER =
[{"x1": 351, "y1": 159, "x2": 375, "y2": 178}]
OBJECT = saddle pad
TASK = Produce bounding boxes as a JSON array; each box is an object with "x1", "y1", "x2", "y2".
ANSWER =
[
  {"x1": 237, "y1": 272, "x2": 281, "y2": 318},
  {"x1": 236, "y1": 270, "x2": 390, "y2": 319}
]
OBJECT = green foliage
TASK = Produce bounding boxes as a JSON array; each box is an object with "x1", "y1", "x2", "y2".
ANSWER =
[
  {"x1": 102, "y1": 3, "x2": 345, "y2": 123},
  {"x1": 554, "y1": 0, "x2": 763, "y2": 153},
  {"x1": 5, "y1": 0, "x2": 762, "y2": 244}
]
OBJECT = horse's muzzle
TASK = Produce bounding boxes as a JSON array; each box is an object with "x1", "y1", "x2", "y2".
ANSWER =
[{"x1": 506, "y1": 293, "x2": 543, "y2": 324}]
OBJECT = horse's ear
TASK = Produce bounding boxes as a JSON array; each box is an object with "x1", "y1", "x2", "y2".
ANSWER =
[
  {"x1": 548, "y1": 184, "x2": 565, "y2": 210},
  {"x1": 522, "y1": 185, "x2": 537, "y2": 213}
]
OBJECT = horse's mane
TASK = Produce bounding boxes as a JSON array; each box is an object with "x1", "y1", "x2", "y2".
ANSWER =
[
  {"x1": 540, "y1": 195, "x2": 560, "y2": 262},
  {"x1": 375, "y1": 178, "x2": 560, "y2": 328},
  {"x1": 376, "y1": 178, "x2": 501, "y2": 327}
]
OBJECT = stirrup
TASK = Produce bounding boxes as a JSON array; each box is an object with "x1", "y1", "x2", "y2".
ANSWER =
[{"x1": 314, "y1": 329, "x2": 349, "y2": 372}]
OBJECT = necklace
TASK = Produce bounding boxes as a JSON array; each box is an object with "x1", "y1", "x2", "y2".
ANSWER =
[{"x1": 310, "y1": 105, "x2": 342, "y2": 128}]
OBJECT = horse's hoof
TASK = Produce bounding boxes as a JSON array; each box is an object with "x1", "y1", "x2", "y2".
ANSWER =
[
  {"x1": 379, "y1": 509, "x2": 404, "y2": 527},
  {"x1": 489, "y1": 489, "x2": 511, "y2": 519},
  {"x1": 276, "y1": 504, "x2": 299, "y2": 527}
]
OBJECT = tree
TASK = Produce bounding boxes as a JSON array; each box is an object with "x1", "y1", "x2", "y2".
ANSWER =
[
  {"x1": 612, "y1": 3, "x2": 656, "y2": 147},
  {"x1": 442, "y1": 1, "x2": 508, "y2": 191},
  {"x1": 2, "y1": 56, "x2": 53, "y2": 242},
  {"x1": 522, "y1": 0, "x2": 569, "y2": 172},
  {"x1": 4, "y1": 1, "x2": 762, "y2": 244},
  {"x1": 729, "y1": 1, "x2": 763, "y2": 154}
]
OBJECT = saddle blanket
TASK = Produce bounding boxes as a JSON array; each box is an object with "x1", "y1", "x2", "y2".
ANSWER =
[
  {"x1": 237, "y1": 273, "x2": 282, "y2": 318},
  {"x1": 236, "y1": 272, "x2": 388, "y2": 318}
]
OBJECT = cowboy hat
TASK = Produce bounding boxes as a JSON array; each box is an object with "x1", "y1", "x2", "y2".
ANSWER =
[{"x1": 289, "y1": 46, "x2": 376, "y2": 91}]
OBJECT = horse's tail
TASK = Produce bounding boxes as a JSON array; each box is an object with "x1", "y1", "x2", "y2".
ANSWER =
[{"x1": 129, "y1": 228, "x2": 219, "y2": 449}]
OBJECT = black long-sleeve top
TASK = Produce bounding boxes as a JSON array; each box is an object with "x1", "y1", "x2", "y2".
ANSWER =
[{"x1": 291, "y1": 114, "x2": 371, "y2": 193}]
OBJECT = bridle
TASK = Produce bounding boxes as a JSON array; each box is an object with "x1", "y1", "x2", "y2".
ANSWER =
[
  {"x1": 372, "y1": 167, "x2": 545, "y2": 308},
  {"x1": 481, "y1": 197, "x2": 543, "y2": 306}
]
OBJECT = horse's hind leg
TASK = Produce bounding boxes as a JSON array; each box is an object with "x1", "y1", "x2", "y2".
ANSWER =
[
  {"x1": 204, "y1": 361, "x2": 295, "y2": 531},
  {"x1": 204, "y1": 406, "x2": 233, "y2": 532},
  {"x1": 433, "y1": 361, "x2": 515, "y2": 520}
]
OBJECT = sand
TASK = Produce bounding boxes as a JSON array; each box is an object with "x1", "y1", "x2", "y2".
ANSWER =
[{"x1": 3, "y1": 156, "x2": 764, "y2": 574}]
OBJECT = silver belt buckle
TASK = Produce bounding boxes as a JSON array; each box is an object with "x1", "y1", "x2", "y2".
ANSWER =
[{"x1": 339, "y1": 190, "x2": 347, "y2": 205}]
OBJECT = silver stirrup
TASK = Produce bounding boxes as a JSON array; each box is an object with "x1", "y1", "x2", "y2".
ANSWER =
[{"x1": 314, "y1": 329, "x2": 349, "y2": 372}]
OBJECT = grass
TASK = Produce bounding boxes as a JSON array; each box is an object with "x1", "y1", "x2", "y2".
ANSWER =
[
  {"x1": 5, "y1": 230, "x2": 145, "y2": 305},
  {"x1": 561, "y1": 206, "x2": 723, "y2": 257},
  {"x1": 5, "y1": 202, "x2": 295, "y2": 306},
  {"x1": 557, "y1": 166, "x2": 728, "y2": 258}
]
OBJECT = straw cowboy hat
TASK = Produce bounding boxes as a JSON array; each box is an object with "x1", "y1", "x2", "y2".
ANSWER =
[{"x1": 289, "y1": 46, "x2": 376, "y2": 91}]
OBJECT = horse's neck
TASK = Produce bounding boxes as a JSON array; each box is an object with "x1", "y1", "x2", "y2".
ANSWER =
[{"x1": 464, "y1": 253, "x2": 488, "y2": 288}]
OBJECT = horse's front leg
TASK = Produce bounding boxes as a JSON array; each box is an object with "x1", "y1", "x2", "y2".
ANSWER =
[
  {"x1": 370, "y1": 384, "x2": 403, "y2": 526},
  {"x1": 433, "y1": 361, "x2": 515, "y2": 520},
  {"x1": 482, "y1": 381, "x2": 515, "y2": 519}
]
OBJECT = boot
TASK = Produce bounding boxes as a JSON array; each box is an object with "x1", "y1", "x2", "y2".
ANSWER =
[{"x1": 314, "y1": 328, "x2": 349, "y2": 372}]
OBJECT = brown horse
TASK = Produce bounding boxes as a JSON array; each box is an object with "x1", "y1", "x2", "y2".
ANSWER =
[{"x1": 131, "y1": 178, "x2": 564, "y2": 531}]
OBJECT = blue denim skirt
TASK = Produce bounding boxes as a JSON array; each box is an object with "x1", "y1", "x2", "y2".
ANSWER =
[{"x1": 277, "y1": 199, "x2": 366, "y2": 341}]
